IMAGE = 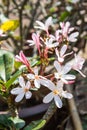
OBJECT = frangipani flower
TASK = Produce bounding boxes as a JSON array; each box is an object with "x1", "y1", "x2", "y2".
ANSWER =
[
  {"x1": 27, "y1": 67, "x2": 45, "y2": 88},
  {"x1": 15, "y1": 51, "x2": 30, "y2": 68},
  {"x1": 11, "y1": 76, "x2": 32, "y2": 102},
  {"x1": 27, "y1": 33, "x2": 41, "y2": 54},
  {"x1": 44, "y1": 38, "x2": 59, "y2": 48},
  {"x1": 60, "y1": 21, "x2": 79, "y2": 42},
  {"x1": 69, "y1": 54, "x2": 86, "y2": 77},
  {"x1": 42, "y1": 80, "x2": 73, "y2": 108},
  {"x1": 55, "y1": 44, "x2": 73, "y2": 63},
  {"x1": 34, "y1": 17, "x2": 53, "y2": 36},
  {"x1": 54, "y1": 61, "x2": 76, "y2": 84}
]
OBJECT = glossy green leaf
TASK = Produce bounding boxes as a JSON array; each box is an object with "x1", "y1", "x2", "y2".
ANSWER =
[
  {"x1": 0, "y1": 50, "x2": 14, "y2": 82},
  {"x1": 0, "y1": 114, "x2": 13, "y2": 128},
  {"x1": 24, "y1": 119, "x2": 46, "y2": 130},
  {"x1": 10, "y1": 117, "x2": 25, "y2": 129},
  {"x1": 5, "y1": 70, "x2": 22, "y2": 89}
]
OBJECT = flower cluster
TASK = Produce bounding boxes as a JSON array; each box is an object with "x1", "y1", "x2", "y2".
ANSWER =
[{"x1": 11, "y1": 17, "x2": 86, "y2": 108}]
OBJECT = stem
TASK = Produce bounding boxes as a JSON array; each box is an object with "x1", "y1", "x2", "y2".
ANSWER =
[
  {"x1": 7, "y1": 96, "x2": 18, "y2": 118},
  {"x1": 42, "y1": 101, "x2": 57, "y2": 124},
  {"x1": 66, "y1": 85, "x2": 83, "y2": 130}
]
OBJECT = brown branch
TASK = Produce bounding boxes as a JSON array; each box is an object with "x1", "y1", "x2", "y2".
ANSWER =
[{"x1": 66, "y1": 85, "x2": 83, "y2": 130}]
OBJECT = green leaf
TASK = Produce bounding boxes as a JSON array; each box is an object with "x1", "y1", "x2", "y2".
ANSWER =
[
  {"x1": 5, "y1": 70, "x2": 22, "y2": 89},
  {"x1": 0, "y1": 114, "x2": 13, "y2": 128},
  {"x1": 59, "y1": 11, "x2": 70, "y2": 21},
  {"x1": 24, "y1": 119, "x2": 46, "y2": 130},
  {"x1": 0, "y1": 50, "x2": 14, "y2": 82},
  {"x1": 10, "y1": 117, "x2": 25, "y2": 129}
]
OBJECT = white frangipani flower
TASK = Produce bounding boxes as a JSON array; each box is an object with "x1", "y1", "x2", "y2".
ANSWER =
[
  {"x1": 54, "y1": 61, "x2": 76, "y2": 84},
  {"x1": 68, "y1": 54, "x2": 86, "y2": 77},
  {"x1": 55, "y1": 44, "x2": 73, "y2": 63},
  {"x1": 44, "y1": 38, "x2": 59, "y2": 48},
  {"x1": 34, "y1": 17, "x2": 53, "y2": 35},
  {"x1": 42, "y1": 80, "x2": 73, "y2": 108},
  {"x1": 60, "y1": 21, "x2": 79, "y2": 42},
  {"x1": 11, "y1": 76, "x2": 32, "y2": 102},
  {"x1": 27, "y1": 67, "x2": 45, "y2": 88}
]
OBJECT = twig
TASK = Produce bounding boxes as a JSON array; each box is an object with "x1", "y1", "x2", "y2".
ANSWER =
[
  {"x1": 66, "y1": 85, "x2": 83, "y2": 130},
  {"x1": 42, "y1": 101, "x2": 57, "y2": 125}
]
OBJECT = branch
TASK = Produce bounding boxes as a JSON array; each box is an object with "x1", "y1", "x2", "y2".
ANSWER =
[{"x1": 66, "y1": 85, "x2": 83, "y2": 130}]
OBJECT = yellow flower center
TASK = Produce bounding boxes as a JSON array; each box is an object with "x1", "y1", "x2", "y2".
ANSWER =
[
  {"x1": 53, "y1": 90, "x2": 59, "y2": 95},
  {"x1": 24, "y1": 88, "x2": 29, "y2": 92},
  {"x1": 35, "y1": 75, "x2": 39, "y2": 79}
]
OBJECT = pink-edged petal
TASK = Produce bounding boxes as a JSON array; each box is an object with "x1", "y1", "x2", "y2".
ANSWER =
[
  {"x1": 55, "y1": 48, "x2": 64, "y2": 63},
  {"x1": 19, "y1": 76, "x2": 25, "y2": 88},
  {"x1": 45, "y1": 17, "x2": 53, "y2": 28},
  {"x1": 11, "y1": 88, "x2": 23, "y2": 95},
  {"x1": 62, "y1": 74, "x2": 76, "y2": 80},
  {"x1": 62, "y1": 64, "x2": 71, "y2": 74},
  {"x1": 15, "y1": 92, "x2": 24, "y2": 102},
  {"x1": 65, "y1": 22, "x2": 70, "y2": 29},
  {"x1": 69, "y1": 27, "x2": 74, "y2": 33},
  {"x1": 39, "y1": 79, "x2": 55, "y2": 91},
  {"x1": 62, "y1": 92, "x2": 73, "y2": 99},
  {"x1": 60, "y1": 45, "x2": 67, "y2": 57},
  {"x1": 34, "y1": 79, "x2": 40, "y2": 88},
  {"x1": 54, "y1": 61, "x2": 61, "y2": 73},
  {"x1": 68, "y1": 32, "x2": 79, "y2": 42},
  {"x1": 54, "y1": 95, "x2": 62, "y2": 108},
  {"x1": 27, "y1": 74, "x2": 35, "y2": 79},
  {"x1": 26, "y1": 81, "x2": 31, "y2": 89},
  {"x1": 35, "y1": 21, "x2": 45, "y2": 30},
  {"x1": 43, "y1": 92, "x2": 54, "y2": 103},
  {"x1": 61, "y1": 77, "x2": 68, "y2": 84},
  {"x1": 75, "y1": 69, "x2": 86, "y2": 78},
  {"x1": 25, "y1": 91, "x2": 32, "y2": 99}
]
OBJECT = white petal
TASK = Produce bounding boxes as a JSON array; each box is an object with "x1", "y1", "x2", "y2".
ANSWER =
[
  {"x1": 15, "y1": 92, "x2": 24, "y2": 102},
  {"x1": 43, "y1": 92, "x2": 54, "y2": 103},
  {"x1": 60, "y1": 45, "x2": 67, "y2": 57},
  {"x1": 34, "y1": 79, "x2": 40, "y2": 88},
  {"x1": 62, "y1": 74, "x2": 76, "y2": 80},
  {"x1": 57, "y1": 80, "x2": 64, "y2": 89},
  {"x1": 36, "y1": 21, "x2": 45, "y2": 27},
  {"x1": 34, "y1": 67, "x2": 38, "y2": 75},
  {"x1": 25, "y1": 91, "x2": 32, "y2": 99},
  {"x1": 39, "y1": 79, "x2": 55, "y2": 91},
  {"x1": 54, "y1": 61, "x2": 61, "y2": 73},
  {"x1": 19, "y1": 76, "x2": 25, "y2": 88},
  {"x1": 25, "y1": 81, "x2": 31, "y2": 89},
  {"x1": 27, "y1": 74, "x2": 35, "y2": 79},
  {"x1": 54, "y1": 95, "x2": 62, "y2": 108},
  {"x1": 62, "y1": 92, "x2": 73, "y2": 99},
  {"x1": 11, "y1": 88, "x2": 23, "y2": 95},
  {"x1": 45, "y1": 17, "x2": 52, "y2": 28},
  {"x1": 68, "y1": 32, "x2": 79, "y2": 42},
  {"x1": 62, "y1": 64, "x2": 71, "y2": 74}
]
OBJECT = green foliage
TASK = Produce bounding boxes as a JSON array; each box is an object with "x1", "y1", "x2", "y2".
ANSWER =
[
  {"x1": 24, "y1": 119, "x2": 46, "y2": 130},
  {"x1": 0, "y1": 50, "x2": 14, "y2": 82},
  {"x1": 5, "y1": 69, "x2": 23, "y2": 89},
  {"x1": 59, "y1": 11, "x2": 70, "y2": 21},
  {"x1": 10, "y1": 117, "x2": 25, "y2": 130},
  {"x1": 0, "y1": 115, "x2": 25, "y2": 130},
  {"x1": 0, "y1": 114, "x2": 13, "y2": 129}
]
